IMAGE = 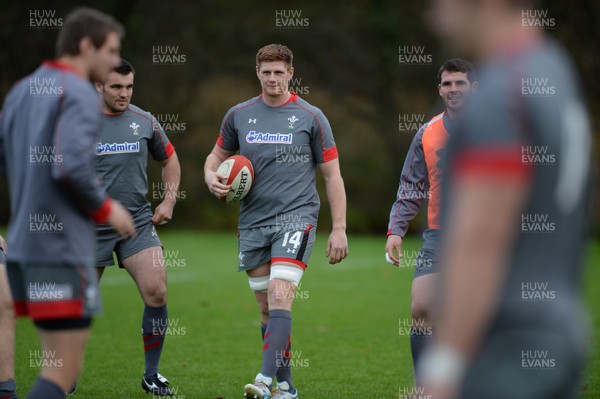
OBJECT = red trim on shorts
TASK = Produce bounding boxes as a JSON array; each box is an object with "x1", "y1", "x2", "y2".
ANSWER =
[
  {"x1": 271, "y1": 257, "x2": 307, "y2": 270},
  {"x1": 91, "y1": 197, "x2": 112, "y2": 224},
  {"x1": 13, "y1": 300, "x2": 28, "y2": 317},
  {"x1": 28, "y1": 299, "x2": 83, "y2": 321}
]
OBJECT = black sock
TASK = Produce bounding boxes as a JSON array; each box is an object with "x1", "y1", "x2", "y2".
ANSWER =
[
  {"x1": 26, "y1": 377, "x2": 64, "y2": 399},
  {"x1": 141, "y1": 304, "x2": 168, "y2": 377}
]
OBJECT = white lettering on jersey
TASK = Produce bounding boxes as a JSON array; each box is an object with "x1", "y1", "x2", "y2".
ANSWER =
[
  {"x1": 96, "y1": 141, "x2": 140, "y2": 155},
  {"x1": 246, "y1": 131, "x2": 292, "y2": 144}
]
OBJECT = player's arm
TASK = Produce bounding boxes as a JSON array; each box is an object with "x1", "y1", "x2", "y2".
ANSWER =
[
  {"x1": 152, "y1": 151, "x2": 181, "y2": 225},
  {"x1": 205, "y1": 110, "x2": 239, "y2": 199},
  {"x1": 386, "y1": 127, "x2": 429, "y2": 265},
  {"x1": 310, "y1": 110, "x2": 348, "y2": 264},
  {"x1": 147, "y1": 116, "x2": 180, "y2": 225},
  {"x1": 52, "y1": 87, "x2": 135, "y2": 238},
  {"x1": 319, "y1": 158, "x2": 348, "y2": 265}
]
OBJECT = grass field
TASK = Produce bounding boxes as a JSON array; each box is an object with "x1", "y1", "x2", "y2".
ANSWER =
[{"x1": 11, "y1": 231, "x2": 600, "y2": 398}]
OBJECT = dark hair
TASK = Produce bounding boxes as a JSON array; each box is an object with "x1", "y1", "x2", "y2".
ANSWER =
[
  {"x1": 256, "y1": 44, "x2": 293, "y2": 68},
  {"x1": 56, "y1": 7, "x2": 125, "y2": 57},
  {"x1": 114, "y1": 58, "x2": 135, "y2": 75},
  {"x1": 438, "y1": 58, "x2": 476, "y2": 83}
]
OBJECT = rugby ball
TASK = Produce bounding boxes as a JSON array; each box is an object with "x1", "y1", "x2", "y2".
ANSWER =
[{"x1": 216, "y1": 155, "x2": 254, "y2": 203}]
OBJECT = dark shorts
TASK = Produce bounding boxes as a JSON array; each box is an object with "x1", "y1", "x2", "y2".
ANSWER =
[
  {"x1": 461, "y1": 328, "x2": 586, "y2": 399},
  {"x1": 96, "y1": 222, "x2": 162, "y2": 267},
  {"x1": 238, "y1": 225, "x2": 317, "y2": 272},
  {"x1": 7, "y1": 260, "x2": 100, "y2": 321},
  {"x1": 413, "y1": 248, "x2": 438, "y2": 278}
]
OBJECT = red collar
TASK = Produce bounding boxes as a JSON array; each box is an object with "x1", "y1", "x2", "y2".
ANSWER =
[{"x1": 42, "y1": 60, "x2": 80, "y2": 75}]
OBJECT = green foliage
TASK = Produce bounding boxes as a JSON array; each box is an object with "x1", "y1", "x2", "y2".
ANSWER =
[{"x1": 0, "y1": 0, "x2": 598, "y2": 234}]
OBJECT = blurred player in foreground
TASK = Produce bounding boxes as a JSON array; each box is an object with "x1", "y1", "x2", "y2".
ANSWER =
[
  {"x1": 0, "y1": 8, "x2": 135, "y2": 399},
  {"x1": 0, "y1": 235, "x2": 16, "y2": 399},
  {"x1": 386, "y1": 58, "x2": 477, "y2": 384},
  {"x1": 94, "y1": 59, "x2": 180, "y2": 396},
  {"x1": 420, "y1": 0, "x2": 592, "y2": 398},
  {"x1": 205, "y1": 44, "x2": 348, "y2": 399}
]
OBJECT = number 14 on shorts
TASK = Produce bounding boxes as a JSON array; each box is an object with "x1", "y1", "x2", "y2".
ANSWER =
[{"x1": 282, "y1": 231, "x2": 302, "y2": 254}]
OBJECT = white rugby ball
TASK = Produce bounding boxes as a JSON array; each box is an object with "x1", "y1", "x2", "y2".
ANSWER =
[{"x1": 216, "y1": 155, "x2": 254, "y2": 203}]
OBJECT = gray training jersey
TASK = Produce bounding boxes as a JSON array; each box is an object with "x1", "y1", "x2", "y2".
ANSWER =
[
  {"x1": 95, "y1": 104, "x2": 174, "y2": 229},
  {"x1": 443, "y1": 38, "x2": 592, "y2": 334},
  {"x1": 217, "y1": 93, "x2": 338, "y2": 230},
  {"x1": 0, "y1": 60, "x2": 110, "y2": 264}
]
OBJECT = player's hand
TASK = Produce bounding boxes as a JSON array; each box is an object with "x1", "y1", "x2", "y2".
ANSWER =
[
  {"x1": 326, "y1": 228, "x2": 348, "y2": 265},
  {"x1": 385, "y1": 234, "x2": 403, "y2": 266},
  {"x1": 152, "y1": 199, "x2": 175, "y2": 225},
  {"x1": 107, "y1": 200, "x2": 137, "y2": 239},
  {"x1": 0, "y1": 234, "x2": 6, "y2": 254},
  {"x1": 205, "y1": 170, "x2": 231, "y2": 199}
]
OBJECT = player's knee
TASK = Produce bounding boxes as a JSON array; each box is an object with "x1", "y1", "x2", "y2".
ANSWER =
[
  {"x1": 144, "y1": 283, "x2": 167, "y2": 306},
  {"x1": 410, "y1": 298, "x2": 432, "y2": 325}
]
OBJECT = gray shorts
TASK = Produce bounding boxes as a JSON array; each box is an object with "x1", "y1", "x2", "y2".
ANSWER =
[
  {"x1": 7, "y1": 259, "x2": 100, "y2": 321},
  {"x1": 96, "y1": 222, "x2": 162, "y2": 267},
  {"x1": 0, "y1": 248, "x2": 5, "y2": 264},
  {"x1": 238, "y1": 225, "x2": 317, "y2": 272},
  {"x1": 413, "y1": 248, "x2": 438, "y2": 278}
]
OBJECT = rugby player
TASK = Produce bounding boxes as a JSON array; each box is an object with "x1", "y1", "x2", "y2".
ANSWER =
[
  {"x1": 204, "y1": 44, "x2": 348, "y2": 399},
  {"x1": 94, "y1": 58, "x2": 180, "y2": 396},
  {"x1": 420, "y1": 0, "x2": 592, "y2": 398},
  {"x1": 0, "y1": 8, "x2": 135, "y2": 399},
  {"x1": 386, "y1": 58, "x2": 477, "y2": 384},
  {"x1": 0, "y1": 235, "x2": 16, "y2": 399}
]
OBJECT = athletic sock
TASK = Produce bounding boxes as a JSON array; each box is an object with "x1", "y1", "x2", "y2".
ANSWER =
[
  {"x1": 410, "y1": 326, "x2": 434, "y2": 385},
  {"x1": 261, "y1": 320, "x2": 294, "y2": 390},
  {"x1": 141, "y1": 304, "x2": 168, "y2": 377},
  {"x1": 25, "y1": 377, "x2": 64, "y2": 399},
  {"x1": 260, "y1": 321, "x2": 267, "y2": 340},
  {"x1": 0, "y1": 378, "x2": 17, "y2": 399},
  {"x1": 261, "y1": 309, "x2": 292, "y2": 380},
  {"x1": 276, "y1": 337, "x2": 294, "y2": 391}
]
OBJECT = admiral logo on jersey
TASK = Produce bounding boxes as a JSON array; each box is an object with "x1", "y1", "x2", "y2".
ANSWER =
[
  {"x1": 246, "y1": 130, "x2": 292, "y2": 144},
  {"x1": 96, "y1": 141, "x2": 140, "y2": 155}
]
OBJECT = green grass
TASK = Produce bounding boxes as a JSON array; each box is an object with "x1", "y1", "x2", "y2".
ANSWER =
[{"x1": 11, "y1": 232, "x2": 600, "y2": 398}]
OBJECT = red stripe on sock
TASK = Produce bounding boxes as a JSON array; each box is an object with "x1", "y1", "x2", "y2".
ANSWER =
[
  {"x1": 144, "y1": 341, "x2": 161, "y2": 351},
  {"x1": 263, "y1": 342, "x2": 269, "y2": 351},
  {"x1": 143, "y1": 335, "x2": 154, "y2": 342}
]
